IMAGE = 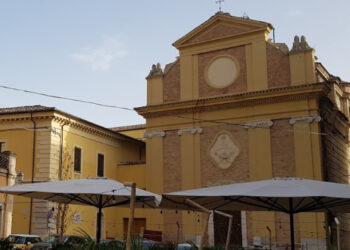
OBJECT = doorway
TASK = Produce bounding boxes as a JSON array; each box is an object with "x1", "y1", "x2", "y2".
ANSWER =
[
  {"x1": 123, "y1": 218, "x2": 146, "y2": 239},
  {"x1": 214, "y1": 211, "x2": 242, "y2": 247}
]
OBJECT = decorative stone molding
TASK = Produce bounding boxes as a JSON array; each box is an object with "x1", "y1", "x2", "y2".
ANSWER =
[
  {"x1": 291, "y1": 35, "x2": 312, "y2": 52},
  {"x1": 209, "y1": 131, "x2": 240, "y2": 170},
  {"x1": 243, "y1": 120, "x2": 273, "y2": 129},
  {"x1": 289, "y1": 116, "x2": 321, "y2": 125},
  {"x1": 177, "y1": 127, "x2": 202, "y2": 135},
  {"x1": 146, "y1": 63, "x2": 163, "y2": 78},
  {"x1": 136, "y1": 83, "x2": 329, "y2": 119},
  {"x1": 144, "y1": 131, "x2": 166, "y2": 138}
]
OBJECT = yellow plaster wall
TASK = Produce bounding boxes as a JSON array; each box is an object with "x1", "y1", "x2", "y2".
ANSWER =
[
  {"x1": 289, "y1": 50, "x2": 316, "y2": 85},
  {"x1": 145, "y1": 136, "x2": 164, "y2": 232},
  {"x1": 0, "y1": 123, "x2": 38, "y2": 234},
  {"x1": 147, "y1": 76, "x2": 163, "y2": 105},
  {"x1": 115, "y1": 164, "x2": 146, "y2": 189},
  {"x1": 53, "y1": 122, "x2": 145, "y2": 239},
  {"x1": 118, "y1": 128, "x2": 146, "y2": 141}
]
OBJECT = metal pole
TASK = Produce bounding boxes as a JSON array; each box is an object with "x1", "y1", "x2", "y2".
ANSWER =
[
  {"x1": 125, "y1": 182, "x2": 136, "y2": 250},
  {"x1": 185, "y1": 199, "x2": 211, "y2": 250},
  {"x1": 96, "y1": 195, "x2": 102, "y2": 243},
  {"x1": 266, "y1": 226, "x2": 272, "y2": 250},
  {"x1": 334, "y1": 217, "x2": 341, "y2": 250},
  {"x1": 289, "y1": 198, "x2": 295, "y2": 250}
]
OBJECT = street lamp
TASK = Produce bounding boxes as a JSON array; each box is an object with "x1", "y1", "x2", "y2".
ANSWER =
[{"x1": 15, "y1": 171, "x2": 24, "y2": 184}]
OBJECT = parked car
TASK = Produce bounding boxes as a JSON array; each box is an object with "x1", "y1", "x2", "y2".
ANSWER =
[
  {"x1": 5, "y1": 234, "x2": 42, "y2": 250},
  {"x1": 31, "y1": 235, "x2": 86, "y2": 250}
]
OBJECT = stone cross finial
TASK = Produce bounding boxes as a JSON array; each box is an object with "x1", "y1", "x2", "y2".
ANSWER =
[{"x1": 216, "y1": 0, "x2": 224, "y2": 12}]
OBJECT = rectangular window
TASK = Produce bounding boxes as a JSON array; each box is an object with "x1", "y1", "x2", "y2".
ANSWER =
[
  {"x1": 74, "y1": 147, "x2": 82, "y2": 172},
  {"x1": 97, "y1": 153, "x2": 104, "y2": 177},
  {"x1": 0, "y1": 142, "x2": 5, "y2": 153}
]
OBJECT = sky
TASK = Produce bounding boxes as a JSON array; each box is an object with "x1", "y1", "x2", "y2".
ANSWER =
[{"x1": 0, "y1": 0, "x2": 349, "y2": 128}]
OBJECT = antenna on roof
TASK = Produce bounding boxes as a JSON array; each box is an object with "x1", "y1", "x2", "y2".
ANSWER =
[
  {"x1": 242, "y1": 12, "x2": 250, "y2": 19},
  {"x1": 215, "y1": 0, "x2": 224, "y2": 12}
]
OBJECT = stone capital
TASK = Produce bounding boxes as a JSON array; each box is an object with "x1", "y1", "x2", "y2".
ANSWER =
[
  {"x1": 289, "y1": 116, "x2": 321, "y2": 125},
  {"x1": 177, "y1": 127, "x2": 203, "y2": 136},
  {"x1": 144, "y1": 131, "x2": 166, "y2": 138},
  {"x1": 243, "y1": 120, "x2": 273, "y2": 129}
]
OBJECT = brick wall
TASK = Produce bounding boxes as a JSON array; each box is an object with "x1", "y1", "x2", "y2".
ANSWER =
[
  {"x1": 163, "y1": 130, "x2": 182, "y2": 240},
  {"x1": 320, "y1": 98, "x2": 350, "y2": 249},
  {"x1": 271, "y1": 119, "x2": 296, "y2": 177},
  {"x1": 266, "y1": 43, "x2": 291, "y2": 89},
  {"x1": 200, "y1": 125, "x2": 249, "y2": 187},
  {"x1": 163, "y1": 60, "x2": 180, "y2": 103}
]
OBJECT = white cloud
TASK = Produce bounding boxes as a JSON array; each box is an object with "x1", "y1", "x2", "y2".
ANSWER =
[
  {"x1": 285, "y1": 10, "x2": 304, "y2": 16},
  {"x1": 70, "y1": 36, "x2": 127, "y2": 71}
]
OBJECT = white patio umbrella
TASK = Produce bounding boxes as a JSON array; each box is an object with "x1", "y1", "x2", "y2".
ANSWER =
[
  {"x1": 161, "y1": 177, "x2": 350, "y2": 250},
  {"x1": 0, "y1": 177, "x2": 161, "y2": 243}
]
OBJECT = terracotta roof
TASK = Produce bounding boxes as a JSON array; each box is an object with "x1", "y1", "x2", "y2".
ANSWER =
[
  {"x1": 110, "y1": 124, "x2": 146, "y2": 132},
  {"x1": 0, "y1": 105, "x2": 55, "y2": 114}
]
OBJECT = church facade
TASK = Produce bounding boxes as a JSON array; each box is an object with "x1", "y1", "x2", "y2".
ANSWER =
[{"x1": 136, "y1": 12, "x2": 350, "y2": 249}]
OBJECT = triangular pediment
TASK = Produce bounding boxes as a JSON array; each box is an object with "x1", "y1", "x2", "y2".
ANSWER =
[{"x1": 173, "y1": 13, "x2": 272, "y2": 49}]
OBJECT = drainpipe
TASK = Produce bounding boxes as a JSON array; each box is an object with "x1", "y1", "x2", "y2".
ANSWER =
[
  {"x1": 59, "y1": 120, "x2": 69, "y2": 180},
  {"x1": 57, "y1": 119, "x2": 69, "y2": 236},
  {"x1": 29, "y1": 113, "x2": 37, "y2": 234}
]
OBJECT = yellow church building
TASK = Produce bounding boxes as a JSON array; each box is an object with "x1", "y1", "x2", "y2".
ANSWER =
[
  {"x1": 134, "y1": 12, "x2": 350, "y2": 249},
  {"x1": 1, "y1": 11, "x2": 350, "y2": 250}
]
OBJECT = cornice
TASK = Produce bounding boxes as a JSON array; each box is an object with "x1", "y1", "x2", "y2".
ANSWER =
[
  {"x1": 52, "y1": 116, "x2": 142, "y2": 143},
  {"x1": 0, "y1": 112, "x2": 143, "y2": 145},
  {"x1": 0, "y1": 114, "x2": 54, "y2": 123},
  {"x1": 173, "y1": 13, "x2": 271, "y2": 49},
  {"x1": 135, "y1": 83, "x2": 330, "y2": 118}
]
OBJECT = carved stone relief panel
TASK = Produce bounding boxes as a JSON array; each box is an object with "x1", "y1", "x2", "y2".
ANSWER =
[{"x1": 209, "y1": 131, "x2": 240, "y2": 170}]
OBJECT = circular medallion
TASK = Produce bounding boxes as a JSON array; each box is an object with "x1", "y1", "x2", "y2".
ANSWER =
[{"x1": 205, "y1": 56, "x2": 239, "y2": 88}]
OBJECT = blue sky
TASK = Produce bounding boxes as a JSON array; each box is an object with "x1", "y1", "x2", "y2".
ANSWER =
[{"x1": 0, "y1": 0, "x2": 349, "y2": 127}]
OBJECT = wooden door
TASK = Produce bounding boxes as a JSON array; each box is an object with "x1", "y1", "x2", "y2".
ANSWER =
[
  {"x1": 214, "y1": 211, "x2": 242, "y2": 247},
  {"x1": 123, "y1": 218, "x2": 146, "y2": 239}
]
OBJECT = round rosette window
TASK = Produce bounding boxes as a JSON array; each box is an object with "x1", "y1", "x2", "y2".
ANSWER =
[{"x1": 205, "y1": 56, "x2": 240, "y2": 88}]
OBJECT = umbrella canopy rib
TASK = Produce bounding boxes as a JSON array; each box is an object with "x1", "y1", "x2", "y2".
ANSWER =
[
  {"x1": 85, "y1": 194, "x2": 99, "y2": 206},
  {"x1": 254, "y1": 197, "x2": 288, "y2": 212},
  {"x1": 299, "y1": 198, "x2": 350, "y2": 213},
  {"x1": 104, "y1": 198, "x2": 133, "y2": 208},
  {"x1": 227, "y1": 197, "x2": 283, "y2": 211},
  {"x1": 135, "y1": 197, "x2": 156, "y2": 208},
  {"x1": 59, "y1": 193, "x2": 98, "y2": 207},
  {"x1": 191, "y1": 196, "x2": 231, "y2": 209},
  {"x1": 293, "y1": 197, "x2": 307, "y2": 211},
  {"x1": 102, "y1": 195, "x2": 115, "y2": 207},
  {"x1": 212, "y1": 199, "x2": 236, "y2": 210}
]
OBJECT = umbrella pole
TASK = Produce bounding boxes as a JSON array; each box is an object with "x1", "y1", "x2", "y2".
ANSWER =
[
  {"x1": 289, "y1": 198, "x2": 295, "y2": 250},
  {"x1": 185, "y1": 199, "x2": 211, "y2": 250},
  {"x1": 97, "y1": 195, "x2": 103, "y2": 244},
  {"x1": 125, "y1": 182, "x2": 136, "y2": 250}
]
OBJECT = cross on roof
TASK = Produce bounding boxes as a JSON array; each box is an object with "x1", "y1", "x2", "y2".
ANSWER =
[{"x1": 216, "y1": 0, "x2": 224, "y2": 12}]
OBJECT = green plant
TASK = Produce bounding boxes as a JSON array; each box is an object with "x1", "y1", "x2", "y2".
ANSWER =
[{"x1": 0, "y1": 238, "x2": 11, "y2": 250}]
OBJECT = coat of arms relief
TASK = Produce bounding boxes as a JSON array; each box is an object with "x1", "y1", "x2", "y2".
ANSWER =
[{"x1": 209, "y1": 131, "x2": 240, "y2": 169}]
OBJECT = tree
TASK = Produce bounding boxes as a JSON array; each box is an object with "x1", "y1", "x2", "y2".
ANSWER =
[{"x1": 56, "y1": 146, "x2": 76, "y2": 241}]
